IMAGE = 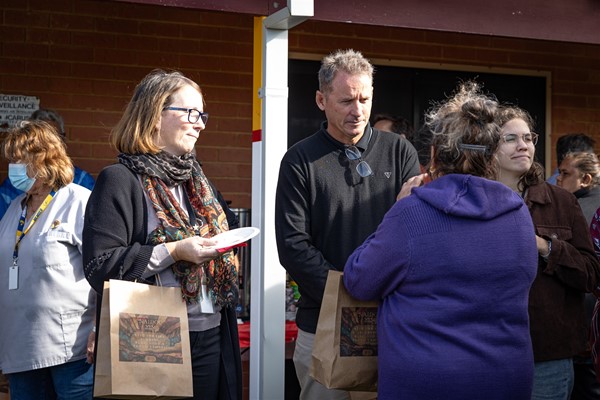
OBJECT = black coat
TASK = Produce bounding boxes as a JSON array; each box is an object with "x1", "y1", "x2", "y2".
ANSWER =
[{"x1": 84, "y1": 163, "x2": 242, "y2": 400}]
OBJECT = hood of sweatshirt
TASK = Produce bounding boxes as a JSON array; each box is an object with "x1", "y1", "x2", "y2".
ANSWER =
[{"x1": 412, "y1": 174, "x2": 525, "y2": 221}]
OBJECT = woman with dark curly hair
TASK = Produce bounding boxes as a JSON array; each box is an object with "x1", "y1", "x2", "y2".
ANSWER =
[
  {"x1": 495, "y1": 105, "x2": 600, "y2": 400},
  {"x1": 344, "y1": 83, "x2": 538, "y2": 400}
]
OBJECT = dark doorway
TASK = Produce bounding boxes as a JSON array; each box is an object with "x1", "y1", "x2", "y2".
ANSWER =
[{"x1": 288, "y1": 59, "x2": 548, "y2": 166}]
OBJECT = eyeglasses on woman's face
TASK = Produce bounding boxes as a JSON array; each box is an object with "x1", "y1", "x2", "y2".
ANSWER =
[
  {"x1": 345, "y1": 145, "x2": 373, "y2": 177},
  {"x1": 163, "y1": 106, "x2": 209, "y2": 125},
  {"x1": 501, "y1": 132, "x2": 539, "y2": 146}
]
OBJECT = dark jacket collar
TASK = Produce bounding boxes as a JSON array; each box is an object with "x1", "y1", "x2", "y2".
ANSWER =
[
  {"x1": 525, "y1": 182, "x2": 553, "y2": 206},
  {"x1": 575, "y1": 185, "x2": 600, "y2": 200}
]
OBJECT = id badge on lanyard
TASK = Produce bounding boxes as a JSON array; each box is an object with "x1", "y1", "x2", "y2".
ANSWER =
[
  {"x1": 9, "y1": 263, "x2": 18, "y2": 290},
  {"x1": 10, "y1": 190, "x2": 57, "y2": 290}
]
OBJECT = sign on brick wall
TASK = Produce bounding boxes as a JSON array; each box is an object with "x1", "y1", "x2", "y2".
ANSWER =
[{"x1": 0, "y1": 94, "x2": 39, "y2": 131}]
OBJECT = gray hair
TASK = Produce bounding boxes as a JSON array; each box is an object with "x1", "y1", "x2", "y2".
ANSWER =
[
  {"x1": 318, "y1": 49, "x2": 374, "y2": 94},
  {"x1": 30, "y1": 108, "x2": 65, "y2": 136}
]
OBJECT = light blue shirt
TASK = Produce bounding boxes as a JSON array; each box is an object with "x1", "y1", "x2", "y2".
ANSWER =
[{"x1": 547, "y1": 168, "x2": 559, "y2": 185}]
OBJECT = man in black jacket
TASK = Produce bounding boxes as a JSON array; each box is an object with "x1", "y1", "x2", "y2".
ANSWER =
[{"x1": 275, "y1": 49, "x2": 420, "y2": 400}]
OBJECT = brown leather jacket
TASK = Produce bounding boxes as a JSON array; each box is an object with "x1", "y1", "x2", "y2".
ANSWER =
[{"x1": 526, "y1": 182, "x2": 600, "y2": 361}]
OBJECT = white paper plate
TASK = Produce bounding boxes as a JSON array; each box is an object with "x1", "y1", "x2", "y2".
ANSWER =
[{"x1": 211, "y1": 227, "x2": 260, "y2": 250}]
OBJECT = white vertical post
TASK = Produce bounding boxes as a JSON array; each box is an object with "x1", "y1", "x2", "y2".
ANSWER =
[
  {"x1": 250, "y1": 29, "x2": 288, "y2": 397},
  {"x1": 249, "y1": 1, "x2": 313, "y2": 399}
]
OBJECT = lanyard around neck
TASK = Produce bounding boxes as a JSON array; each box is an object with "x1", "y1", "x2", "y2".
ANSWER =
[{"x1": 13, "y1": 189, "x2": 57, "y2": 264}]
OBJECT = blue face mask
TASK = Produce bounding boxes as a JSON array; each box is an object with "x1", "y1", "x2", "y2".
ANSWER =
[{"x1": 8, "y1": 163, "x2": 36, "y2": 193}]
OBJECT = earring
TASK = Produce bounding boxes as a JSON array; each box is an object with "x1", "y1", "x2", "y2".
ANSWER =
[{"x1": 427, "y1": 167, "x2": 436, "y2": 179}]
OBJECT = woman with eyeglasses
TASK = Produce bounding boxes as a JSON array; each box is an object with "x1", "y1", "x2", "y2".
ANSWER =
[
  {"x1": 82, "y1": 70, "x2": 242, "y2": 400},
  {"x1": 0, "y1": 120, "x2": 95, "y2": 399},
  {"x1": 495, "y1": 105, "x2": 600, "y2": 400},
  {"x1": 343, "y1": 82, "x2": 539, "y2": 400}
]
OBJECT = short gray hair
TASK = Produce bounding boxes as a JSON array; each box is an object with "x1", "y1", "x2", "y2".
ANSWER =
[{"x1": 318, "y1": 49, "x2": 374, "y2": 94}]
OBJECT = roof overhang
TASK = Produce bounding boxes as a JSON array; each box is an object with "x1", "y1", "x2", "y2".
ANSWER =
[{"x1": 115, "y1": 0, "x2": 600, "y2": 45}]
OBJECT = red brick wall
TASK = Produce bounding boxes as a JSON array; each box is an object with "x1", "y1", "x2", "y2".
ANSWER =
[
  {"x1": 1, "y1": 0, "x2": 600, "y2": 208},
  {"x1": 0, "y1": 0, "x2": 255, "y2": 207},
  {"x1": 290, "y1": 21, "x2": 600, "y2": 168}
]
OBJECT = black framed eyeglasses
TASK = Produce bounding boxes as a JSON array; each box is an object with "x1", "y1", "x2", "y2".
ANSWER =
[
  {"x1": 163, "y1": 106, "x2": 209, "y2": 125},
  {"x1": 345, "y1": 146, "x2": 373, "y2": 177}
]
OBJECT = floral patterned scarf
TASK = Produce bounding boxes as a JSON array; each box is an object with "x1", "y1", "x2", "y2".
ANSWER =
[{"x1": 119, "y1": 152, "x2": 238, "y2": 306}]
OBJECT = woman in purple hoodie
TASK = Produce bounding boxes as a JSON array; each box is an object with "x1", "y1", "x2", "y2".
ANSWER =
[{"x1": 343, "y1": 83, "x2": 538, "y2": 400}]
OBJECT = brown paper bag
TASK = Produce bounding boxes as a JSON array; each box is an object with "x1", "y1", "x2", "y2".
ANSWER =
[
  {"x1": 310, "y1": 270, "x2": 378, "y2": 392},
  {"x1": 94, "y1": 279, "x2": 193, "y2": 399}
]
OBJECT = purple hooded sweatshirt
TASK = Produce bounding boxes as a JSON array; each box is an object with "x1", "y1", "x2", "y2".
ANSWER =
[{"x1": 344, "y1": 174, "x2": 538, "y2": 400}]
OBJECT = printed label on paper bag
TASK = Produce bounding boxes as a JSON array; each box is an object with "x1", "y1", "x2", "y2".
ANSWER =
[
  {"x1": 340, "y1": 307, "x2": 378, "y2": 357},
  {"x1": 119, "y1": 313, "x2": 183, "y2": 364}
]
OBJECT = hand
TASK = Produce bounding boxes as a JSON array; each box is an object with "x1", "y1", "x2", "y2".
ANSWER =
[
  {"x1": 86, "y1": 329, "x2": 95, "y2": 364},
  {"x1": 167, "y1": 236, "x2": 220, "y2": 264},
  {"x1": 397, "y1": 173, "x2": 427, "y2": 201},
  {"x1": 535, "y1": 235, "x2": 551, "y2": 256}
]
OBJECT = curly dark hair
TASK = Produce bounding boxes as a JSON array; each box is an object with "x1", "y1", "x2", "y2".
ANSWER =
[
  {"x1": 425, "y1": 81, "x2": 501, "y2": 180},
  {"x1": 496, "y1": 105, "x2": 545, "y2": 192}
]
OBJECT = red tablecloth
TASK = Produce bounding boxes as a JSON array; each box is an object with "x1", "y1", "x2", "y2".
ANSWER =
[{"x1": 238, "y1": 321, "x2": 298, "y2": 348}]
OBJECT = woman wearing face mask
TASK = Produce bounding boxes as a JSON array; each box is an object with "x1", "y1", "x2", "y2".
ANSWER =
[
  {"x1": 0, "y1": 120, "x2": 95, "y2": 399},
  {"x1": 495, "y1": 105, "x2": 600, "y2": 400},
  {"x1": 82, "y1": 70, "x2": 242, "y2": 400}
]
